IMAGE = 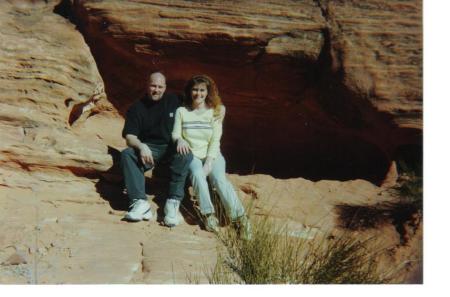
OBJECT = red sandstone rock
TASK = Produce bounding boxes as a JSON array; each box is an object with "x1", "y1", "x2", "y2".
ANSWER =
[
  {"x1": 0, "y1": 0, "x2": 119, "y2": 176},
  {"x1": 381, "y1": 160, "x2": 399, "y2": 188},
  {"x1": 321, "y1": 0, "x2": 422, "y2": 129},
  {"x1": 72, "y1": 0, "x2": 422, "y2": 183}
]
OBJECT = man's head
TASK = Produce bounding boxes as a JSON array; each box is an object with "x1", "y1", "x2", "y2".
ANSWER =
[{"x1": 147, "y1": 72, "x2": 167, "y2": 101}]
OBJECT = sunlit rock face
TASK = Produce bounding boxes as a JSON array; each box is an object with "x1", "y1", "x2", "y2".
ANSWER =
[
  {"x1": 0, "y1": 0, "x2": 123, "y2": 179},
  {"x1": 70, "y1": 0, "x2": 421, "y2": 182}
]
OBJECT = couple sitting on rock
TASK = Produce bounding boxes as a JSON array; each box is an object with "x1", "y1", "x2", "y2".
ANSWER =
[{"x1": 120, "y1": 72, "x2": 251, "y2": 239}]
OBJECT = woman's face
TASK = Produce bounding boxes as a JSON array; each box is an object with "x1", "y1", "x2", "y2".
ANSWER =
[{"x1": 191, "y1": 82, "x2": 208, "y2": 106}]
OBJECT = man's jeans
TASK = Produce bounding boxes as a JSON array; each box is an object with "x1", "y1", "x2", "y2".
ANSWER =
[
  {"x1": 189, "y1": 153, "x2": 245, "y2": 220},
  {"x1": 120, "y1": 143, "x2": 192, "y2": 206}
]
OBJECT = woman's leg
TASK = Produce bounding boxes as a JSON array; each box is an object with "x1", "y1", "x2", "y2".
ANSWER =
[
  {"x1": 190, "y1": 157, "x2": 215, "y2": 215},
  {"x1": 208, "y1": 154, "x2": 245, "y2": 220}
]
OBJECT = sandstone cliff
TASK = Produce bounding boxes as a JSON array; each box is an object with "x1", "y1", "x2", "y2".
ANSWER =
[{"x1": 71, "y1": 0, "x2": 422, "y2": 182}]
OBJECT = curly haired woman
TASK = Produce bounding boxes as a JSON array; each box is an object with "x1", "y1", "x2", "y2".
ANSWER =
[{"x1": 169, "y1": 74, "x2": 251, "y2": 239}]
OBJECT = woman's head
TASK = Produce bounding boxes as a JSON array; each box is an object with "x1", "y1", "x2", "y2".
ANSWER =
[{"x1": 184, "y1": 75, "x2": 222, "y2": 111}]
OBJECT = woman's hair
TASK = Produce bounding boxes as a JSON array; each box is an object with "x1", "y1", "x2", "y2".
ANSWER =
[{"x1": 184, "y1": 75, "x2": 222, "y2": 114}]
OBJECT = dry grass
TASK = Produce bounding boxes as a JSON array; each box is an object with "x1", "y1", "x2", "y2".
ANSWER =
[{"x1": 204, "y1": 216, "x2": 389, "y2": 284}]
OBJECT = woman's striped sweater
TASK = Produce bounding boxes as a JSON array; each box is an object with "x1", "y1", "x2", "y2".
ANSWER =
[{"x1": 171, "y1": 106, "x2": 222, "y2": 159}]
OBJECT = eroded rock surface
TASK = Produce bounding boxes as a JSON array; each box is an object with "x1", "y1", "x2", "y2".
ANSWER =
[{"x1": 0, "y1": 0, "x2": 116, "y2": 176}]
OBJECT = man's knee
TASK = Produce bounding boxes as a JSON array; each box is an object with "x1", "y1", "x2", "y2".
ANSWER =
[
  {"x1": 121, "y1": 147, "x2": 136, "y2": 163},
  {"x1": 173, "y1": 152, "x2": 193, "y2": 164}
]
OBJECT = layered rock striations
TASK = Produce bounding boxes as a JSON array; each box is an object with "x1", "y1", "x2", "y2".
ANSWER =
[
  {"x1": 0, "y1": 0, "x2": 117, "y2": 177},
  {"x1": 71, "y1": 0, "x2": 422, "y2": 182},
  {"x1": 319, "y1": 0, "x2": 422, "y2": 129}
]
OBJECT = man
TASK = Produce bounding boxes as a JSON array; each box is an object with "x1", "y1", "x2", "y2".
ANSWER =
[{"x1": 121, "y1": 72, "x2": 191, "y2": 226}]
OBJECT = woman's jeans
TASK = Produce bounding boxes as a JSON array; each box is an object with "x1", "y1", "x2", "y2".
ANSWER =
[{"x1": 189, "y1": 154, "x2": 245, "y2": 220}]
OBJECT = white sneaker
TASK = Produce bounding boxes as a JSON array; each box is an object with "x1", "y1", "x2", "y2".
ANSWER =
[
  {"x1": 164, "y1": 199, "x2": 181, "y2": 227},
  {"x1": 124, "y1": 199, "x2": 152, "y2": 222}
]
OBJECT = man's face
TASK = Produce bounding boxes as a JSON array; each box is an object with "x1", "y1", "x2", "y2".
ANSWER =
[{"x1": 147, "y1": 76, "x2": 166, "y2": 101}]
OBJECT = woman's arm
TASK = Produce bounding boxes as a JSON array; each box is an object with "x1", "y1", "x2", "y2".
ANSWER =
[
  {"x1": 172, "y1": 107, "x2": 190, "y2": 155},
  {"x1": 207, "y1": 105, "x2": 225, "y2": 159},
  {"x1": 214, "y1": 104, "x2": 226, "y2": 122},
  {"x1": 204, "y1": 106, "x2": 225, "y2": 174}
]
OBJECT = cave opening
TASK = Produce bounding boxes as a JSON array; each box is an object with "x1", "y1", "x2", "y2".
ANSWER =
[{"x1": 53, "y1": 0, "x2": 423, "y2": 184}]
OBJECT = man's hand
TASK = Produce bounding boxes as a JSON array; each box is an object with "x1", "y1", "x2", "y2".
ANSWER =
[
  {"x1": 176, "y1": 138, "x2": 191, "y2": 155},
  {"x1": 139, "y1": 143, "x2": 154, "y2": 165}
]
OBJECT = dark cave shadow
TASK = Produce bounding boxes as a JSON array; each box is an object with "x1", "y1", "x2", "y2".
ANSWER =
[
  {"x1": 94, "y1": 146, "x2": 127, "y2": 211},
  {"x1": 334, "y1": 201, "x2": 420, "y2": 245}
]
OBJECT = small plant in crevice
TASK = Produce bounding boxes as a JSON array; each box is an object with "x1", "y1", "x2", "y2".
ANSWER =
[
  {"x1": 394, "y1": 152, "x2": 423, "y2": 214},
  {"x1": 336, "y1": 159, "x2": 423, "y2": 245},
  {"x1": 391, "y1": 171, "x2": 422, "y2": 216}
]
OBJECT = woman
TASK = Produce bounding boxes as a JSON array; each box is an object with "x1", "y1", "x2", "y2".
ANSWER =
[{"x1": 171, "y1": 74, "x2": 251, "y2": 239}]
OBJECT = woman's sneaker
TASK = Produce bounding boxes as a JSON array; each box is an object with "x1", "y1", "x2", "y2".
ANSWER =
[
  {"x1": 124, "y1": 199, "x2": 152, "y2": 222},
  {"x1": 164, "y1": 198, "x2": 181, "y2": 227},
  {"x1": 205, "y1": 214, "x2": 219, "y2": 233}
]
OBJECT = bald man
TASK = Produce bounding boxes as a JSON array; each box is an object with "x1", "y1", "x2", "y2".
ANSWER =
[{"x1": 120, "y1": 72, "x2": 192, "y2": 226}]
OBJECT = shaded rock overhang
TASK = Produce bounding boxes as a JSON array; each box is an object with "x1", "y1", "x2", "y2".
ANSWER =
[{"x1": 61, "y1": 0, "x2": 421, "y2": 183}]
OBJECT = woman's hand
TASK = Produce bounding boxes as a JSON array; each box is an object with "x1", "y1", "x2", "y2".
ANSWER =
[
  {"x1": 203, "y1": 157, "x2": 214, "y2": 176},
  {"x1": 176, "y1": 138, "x2": 191, "y2": 155}
]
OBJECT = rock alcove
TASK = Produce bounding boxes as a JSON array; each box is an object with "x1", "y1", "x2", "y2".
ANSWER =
[{"x1": 56, "y1": 0, "x2": 421, "y2": 183}]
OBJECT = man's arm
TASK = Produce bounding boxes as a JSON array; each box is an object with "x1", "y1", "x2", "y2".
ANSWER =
[{"x1": 125, "y1": 134, "x2": 154, "y2": 165}]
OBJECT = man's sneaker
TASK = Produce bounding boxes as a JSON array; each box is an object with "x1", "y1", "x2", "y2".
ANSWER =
[
  {"x1": 124, "y1": 199, "x2": 152, "y2": 222},
  {"x1": 237, "y1": 215, "x2": 252, "y2": 241},
  {"x1": 164, "y1": 198, "x2": 181, "y2": 227},
  {"x1": 205, "y1": 214, "x2": 219, "y2": 233}
]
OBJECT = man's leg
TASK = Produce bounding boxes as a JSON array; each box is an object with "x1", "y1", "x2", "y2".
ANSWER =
[
  {"x1": 168, "y1": 152, "x2": 193, "y2": 201},
  {"x1": 120, "y1": 143, "x2": 167, "y2": 221},
  {"x1": 121, "y1": 147, "x2": 146, "y2": 206},
  {"x1": 164, "y1": 149, "x2": 193, "y2": 227},
  {"x1": 120, "y1": 147, "x2": 152, "y2": 221}
]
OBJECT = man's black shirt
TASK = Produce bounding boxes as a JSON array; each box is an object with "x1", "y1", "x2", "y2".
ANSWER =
[{"x1": 122, "y1": 93, "x2": 181, "y2": 145}]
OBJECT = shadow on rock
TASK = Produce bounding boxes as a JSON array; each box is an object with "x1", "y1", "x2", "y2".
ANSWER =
[
  {"x1": 95, "y1": 146, "x2": 128, "y2": 211},
  {"x1": 335, "y1": 201, "x2": 421, "y2": 245}
]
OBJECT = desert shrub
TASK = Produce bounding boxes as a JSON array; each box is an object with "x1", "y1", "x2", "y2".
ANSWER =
[
  {"x1": 207, "y1": 216, "x2": 388, "y2": 284},
  {"x1": 394, "y1": 154, "x2": 423, "y2": 214},
  {"x1": 392, "y1": 171, "x2": 422, "y2": 214}
]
